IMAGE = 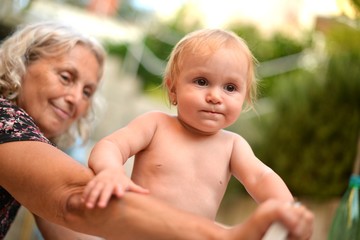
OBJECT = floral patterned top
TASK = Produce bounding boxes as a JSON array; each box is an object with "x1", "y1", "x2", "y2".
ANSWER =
[{"x1": 0, "y1": 97, "x2": 52, "y2": 238}]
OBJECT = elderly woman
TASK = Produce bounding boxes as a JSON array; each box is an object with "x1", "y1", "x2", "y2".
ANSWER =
[
  {"x1": 0, "y1": 21, "x2": 105, "y2": 239},
  {"x1": 0, "y1": 21, "x2": 313, "y2": 240}
]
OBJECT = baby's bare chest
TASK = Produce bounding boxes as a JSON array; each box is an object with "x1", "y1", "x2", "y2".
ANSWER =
[{"x1": 136, "y1": 131, "x2": 233, "y2": 181}]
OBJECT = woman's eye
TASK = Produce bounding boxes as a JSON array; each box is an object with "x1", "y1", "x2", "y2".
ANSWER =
[
  {"x1": 60, "y1": 72, "x2": 72, "y2": 84},
  {"x1": 83, "y1": 87, "x2": 94, "y2": 98},
  {"x1": 194, "y1": 78, "x2": 208, "y2": 86},
  {"x1": 224, "y1": 84, "x2": 237, "y2": 92}
]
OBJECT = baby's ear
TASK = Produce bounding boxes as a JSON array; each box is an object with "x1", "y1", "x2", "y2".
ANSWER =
[
  {"x1": 165, "y1": 77, "x2": 177, "y2": 105},
  {"x1": 165, "y1": 78, "x2": 176, "y2": 94}
]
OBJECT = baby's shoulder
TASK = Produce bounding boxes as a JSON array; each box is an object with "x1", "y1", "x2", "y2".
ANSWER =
[
  {"x1": 221, "y1": 129, "x2": 248, "y2": 144},
  {"x1": 141, "y1": 111, "x2": 173, "y2": 120},
  {"x1": 138, "y1": 111, "x2": 175, "y2": 126}
]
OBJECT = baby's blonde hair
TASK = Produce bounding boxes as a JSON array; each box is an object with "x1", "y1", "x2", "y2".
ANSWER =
[
  {"x1": 0, "y1": 21, "x2": 106, "y2": 148},
  {"x1": 163, "y1": 28, "x2": 257, "y2": 110}
]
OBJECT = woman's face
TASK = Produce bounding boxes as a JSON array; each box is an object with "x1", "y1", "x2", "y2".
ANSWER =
[{"x1": 17, "y1": 45, "x2": 101, "y2": 139}]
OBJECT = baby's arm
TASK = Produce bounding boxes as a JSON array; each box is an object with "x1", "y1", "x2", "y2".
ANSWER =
[
  {"x1": 83, "y1": 112, "x2": 162, "y2": 208},
  {"x1": 230, "y1": 135, "x2": 293, "y2": 203}
]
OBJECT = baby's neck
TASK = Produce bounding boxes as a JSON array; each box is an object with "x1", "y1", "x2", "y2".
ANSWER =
[{"x1": 176, "y1": 117, "x2": 219, "y2": 136}]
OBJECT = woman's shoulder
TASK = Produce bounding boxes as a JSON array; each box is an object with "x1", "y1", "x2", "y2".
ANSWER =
[
  {"x1": 0, "y1": 98, "x2": 26, "y2": 116},
  {"x1": 0, "y1": 97, "x2": 52, "y2": 145},
  {"x1": 0, "y1": 98, "x2": 27, "y2": 123},
  {"x1": 0, "y1": 97, "x2": 15, "y2": 108}
]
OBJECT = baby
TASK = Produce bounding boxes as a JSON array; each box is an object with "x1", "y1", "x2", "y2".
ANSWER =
[{"x1": 83, "y1": 29, "x2": 293, "y2": 220}]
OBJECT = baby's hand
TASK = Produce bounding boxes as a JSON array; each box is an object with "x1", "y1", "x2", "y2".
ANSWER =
[
  {"x1": 82, "y1": 168, "x2": 149, "y2": 208},
  {"x1": 260, "y1": 200, "x2": 314, "y2": 240}
]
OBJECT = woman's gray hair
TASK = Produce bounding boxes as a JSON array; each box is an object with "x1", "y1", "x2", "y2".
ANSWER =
[{"x1": 0, "y1": 21, "x2": 106, "y2": 148}]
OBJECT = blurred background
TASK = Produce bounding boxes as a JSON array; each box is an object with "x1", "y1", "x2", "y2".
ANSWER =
[{"x1": 1, "y1": 0, "x2": 359, "y2": 239}]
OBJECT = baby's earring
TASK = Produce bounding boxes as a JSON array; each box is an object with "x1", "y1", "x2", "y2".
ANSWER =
[{"x1": 172, "y1": 100, "x2": 177, "y2": 105}]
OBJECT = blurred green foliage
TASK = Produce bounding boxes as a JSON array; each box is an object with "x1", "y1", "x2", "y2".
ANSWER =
[{"x1": 105, "y1": 9, "x2": 360, "y2": 200}]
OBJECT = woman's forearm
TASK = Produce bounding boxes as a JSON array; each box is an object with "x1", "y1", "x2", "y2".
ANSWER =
[
  {"x1": 35, "y1": 216, "x2": 103, "y2": 240},
  {"x1": 64, "y1": 192, "x2": 227, "y2": 240}
]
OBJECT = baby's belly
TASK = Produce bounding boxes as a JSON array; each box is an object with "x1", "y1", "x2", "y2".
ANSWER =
[
  {"x1": 146, "y1": 179, "x2": 224, "y2": 220},
  {"x1": 131, "y1": 158, "x2": 230, "y2": 220}
]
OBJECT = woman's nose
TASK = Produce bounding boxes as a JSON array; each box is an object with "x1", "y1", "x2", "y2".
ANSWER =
[{"x1": 65, "y1": 86, "x2": 82, "y2": 104}]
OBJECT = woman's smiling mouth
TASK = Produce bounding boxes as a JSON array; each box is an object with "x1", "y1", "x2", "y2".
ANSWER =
[{"x1": 51, "y1": 102, "x2": 73, "y2": 120}]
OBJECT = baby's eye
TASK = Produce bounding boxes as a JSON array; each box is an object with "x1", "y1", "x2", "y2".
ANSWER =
[
  {"x1": 224, "y1": 84, "x2": 237, "y2": 92},
  {"x1": 194, "y1": 78, "x2": 208, "y2": 86}
]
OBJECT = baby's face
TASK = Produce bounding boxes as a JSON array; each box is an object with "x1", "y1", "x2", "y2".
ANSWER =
[{"x1": 172, "y1": 47, "x2": 248, "y2": 134}]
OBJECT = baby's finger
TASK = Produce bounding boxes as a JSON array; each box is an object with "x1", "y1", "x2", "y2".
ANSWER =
[
  {"x1": 82, "y1": 180, "x2": 96, "y2": 201},
  {"x1": 128, "y1": 183, "x2": 149, "y2": 194},
  {"x1": 97, "y1": 184, "x2": 120, "y2": 208},
  {"x1": 114, "y1": 184, "x2": 126, "y2": 197},
  {"x1": 85, "y1": 181, "x2": 105, "y2": 208},
  {"x1": 288, "y1": 203, "x2": 314, "y2": 240}
]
